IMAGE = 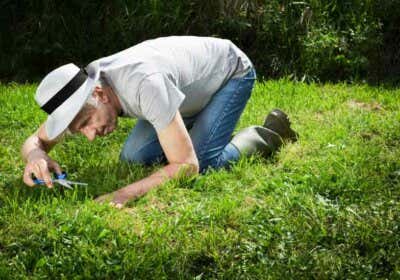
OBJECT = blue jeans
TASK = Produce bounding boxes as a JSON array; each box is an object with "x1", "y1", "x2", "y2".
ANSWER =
[{"x1": 120, "y1": 68, "x2": 256, "y2": 173}]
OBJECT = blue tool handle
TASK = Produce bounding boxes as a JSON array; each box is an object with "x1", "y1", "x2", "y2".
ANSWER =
[{"x1": 32, "y1": 172, "x2": 67, "y2": 185}]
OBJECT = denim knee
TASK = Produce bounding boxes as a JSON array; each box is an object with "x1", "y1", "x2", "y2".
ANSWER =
[
  {"x1": 120, "y1": 150, "x2": 148, "y2": 165},
  {"x1": 120, "y1": 146, "x2": 165, "y2": 165},
  {"x1": 120, "y1": 146, "x2": 139, "y2": 163}
]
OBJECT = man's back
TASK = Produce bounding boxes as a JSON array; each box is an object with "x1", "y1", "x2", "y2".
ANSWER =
[{"x1": 87, "y1": 36, "x2": 252, "y2": 121}]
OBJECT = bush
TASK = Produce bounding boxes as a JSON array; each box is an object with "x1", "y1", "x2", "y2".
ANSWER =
[{"x1": 0, "y1": 0, "x2": 396, "y2": 83}]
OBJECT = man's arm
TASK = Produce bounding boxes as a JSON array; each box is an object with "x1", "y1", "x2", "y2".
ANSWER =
[
  {"x1": 104, "y1": 111, "x2": 199, "y2": 205},
  {"x1": 21, "y1": 124, "x2": 63, "y2": 188}
]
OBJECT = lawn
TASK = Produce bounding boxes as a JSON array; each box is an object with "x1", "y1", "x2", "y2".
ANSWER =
[{"x1": 0, "y1": 80, "x2": 399, "y2": 279}]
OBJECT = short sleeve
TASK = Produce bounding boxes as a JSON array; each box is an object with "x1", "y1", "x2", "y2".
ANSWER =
[{"x1": 138, "y1": 73, "x2": 185, "y2": 131}]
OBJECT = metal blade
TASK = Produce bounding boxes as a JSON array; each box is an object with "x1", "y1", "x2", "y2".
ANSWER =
[
  {"x1": 55, "y1": 180, "x2": 73, "y2": 190},
  {"x1": 64, "y1": 180, "x2": 88, "y2": 186}
]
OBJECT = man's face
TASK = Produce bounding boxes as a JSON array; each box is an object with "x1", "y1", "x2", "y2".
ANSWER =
[{"x1": 69, "y1": 103, "x2": 118, "y2": 141}]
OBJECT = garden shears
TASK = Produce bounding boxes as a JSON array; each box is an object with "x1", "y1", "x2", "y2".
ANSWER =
[{"x1": 33, "y1": 172, "x2": 88, "y2": 190}]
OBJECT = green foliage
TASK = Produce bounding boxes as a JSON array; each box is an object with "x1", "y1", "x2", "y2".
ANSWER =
[
  {"x1": 1, "y1": 0, "x2": 398, "y2": 82},
  {"x1": 1, "y1": 82, "x2": 399, "y2": 278}
]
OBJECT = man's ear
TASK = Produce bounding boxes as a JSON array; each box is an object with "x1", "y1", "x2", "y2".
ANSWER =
[{"x1": 93, "y1": 86, "x2": 110, "y2": 104}]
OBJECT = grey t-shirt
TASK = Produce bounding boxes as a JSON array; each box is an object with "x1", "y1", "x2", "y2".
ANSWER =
[{"x1": 86, "y1": 36, "x2": 253, "y2": 131}]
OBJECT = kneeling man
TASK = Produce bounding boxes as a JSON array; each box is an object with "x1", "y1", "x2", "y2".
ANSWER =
[{"x1": 21, "y1": 36, "x2": 297, "y2": 207}]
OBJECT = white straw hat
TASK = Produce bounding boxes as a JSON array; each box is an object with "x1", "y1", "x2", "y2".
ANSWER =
[{"x1": 35, "y1": 63, "x2": 99, "y2": 140}]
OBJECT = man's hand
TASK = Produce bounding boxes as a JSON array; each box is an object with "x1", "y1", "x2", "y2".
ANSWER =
[
  {"x1": 21, "y1": 124, "x2": 63, "y2": 188},
  {"x1": 95, "y1": 191, "x2": 126, "y2": 209},
  {"x1": 23, "y1": 150, "x2": 62, "y2": 188}
]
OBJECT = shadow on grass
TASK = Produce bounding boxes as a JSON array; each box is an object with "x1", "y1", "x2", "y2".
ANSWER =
[{"x1": 366, "y1": 79, "x2": 400, "y2": 90}]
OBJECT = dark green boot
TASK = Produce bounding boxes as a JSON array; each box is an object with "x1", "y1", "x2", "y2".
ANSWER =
[
  {"x1": 263, "y1": 109, "x2": 298, "y2": 142},
  {"x1": 230, "y1": 126, "x2": 283, "y2": 157}
]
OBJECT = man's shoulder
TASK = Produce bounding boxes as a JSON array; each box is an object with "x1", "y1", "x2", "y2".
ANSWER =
[{"x1": 102, "y1": 60, "x2": 160, "y2": 85}]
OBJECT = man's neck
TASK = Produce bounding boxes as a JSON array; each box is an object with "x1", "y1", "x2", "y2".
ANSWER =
[{"x1": 106, "y1": 86, "x2": 123, "y2": 116}]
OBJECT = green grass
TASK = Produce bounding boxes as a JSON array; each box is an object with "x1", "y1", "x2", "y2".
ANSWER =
[{"x1": 0, "y1": 80, "x2": 399, "y2": 279}]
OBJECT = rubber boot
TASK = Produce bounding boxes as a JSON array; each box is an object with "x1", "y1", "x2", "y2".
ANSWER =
[
  {"x1": 263, "y1": 109, "x2": 298, "y2": 142},
  {"x1": 230, "y1": 126, "x2": 283, "y2": 158}
]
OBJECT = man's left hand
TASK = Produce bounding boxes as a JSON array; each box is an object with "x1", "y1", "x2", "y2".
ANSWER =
[{"x1": 95, "y1": 190, "x2": 128, "y2": 208}]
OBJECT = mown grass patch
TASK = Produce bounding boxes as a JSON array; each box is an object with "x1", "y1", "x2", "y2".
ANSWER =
[{"x1": 0, "y1": 80, "x2": 399, "y2": 278}]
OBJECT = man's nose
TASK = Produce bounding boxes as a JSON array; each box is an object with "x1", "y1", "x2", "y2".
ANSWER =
[{"x1": 81, "y1": 127, "x2": 96, "y2": 141}]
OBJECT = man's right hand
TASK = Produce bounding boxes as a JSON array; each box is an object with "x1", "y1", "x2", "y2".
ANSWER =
[
  {"x1": 23, "y1": 151, "x2": 63, "y2": 188},
  {"x1": 21, "y1": 124, "x2": 64, "y2": 188}
]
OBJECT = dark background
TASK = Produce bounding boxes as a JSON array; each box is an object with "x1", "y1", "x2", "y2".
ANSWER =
[{"x1": 1, "y1": 0, "x2": 399, "y2": 83}]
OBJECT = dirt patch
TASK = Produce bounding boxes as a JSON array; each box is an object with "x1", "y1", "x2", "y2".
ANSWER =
[
  {"x1": 359, "y1": 131, "x2": 381, "y2": 140},
  {"x1": 347, "y1": 100, "x2": 384, "y2": 111}
]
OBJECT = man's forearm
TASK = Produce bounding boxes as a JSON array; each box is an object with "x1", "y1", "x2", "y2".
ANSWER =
[
  {"x1": 21, "y1": 125, "x2": 61, "y2": 163},
  {"x1": 116, "y1": 163, "x2": 198, "y2": 199}
]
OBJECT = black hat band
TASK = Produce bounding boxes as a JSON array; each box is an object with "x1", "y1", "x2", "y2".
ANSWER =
[{"x1": 41, "y1": 69, "x2": 88, "y2": 114}]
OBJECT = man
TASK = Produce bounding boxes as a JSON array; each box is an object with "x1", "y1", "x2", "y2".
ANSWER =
[{"x1": 21, "y1": 36, "x2": 297, "y2": 207}]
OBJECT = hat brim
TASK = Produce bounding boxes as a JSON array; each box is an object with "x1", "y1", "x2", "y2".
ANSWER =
[{"x1": 44, "y1": 68, "x2": 99, "y2": 140}]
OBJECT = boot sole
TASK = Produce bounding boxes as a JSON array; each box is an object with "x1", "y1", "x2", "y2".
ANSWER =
[{"x1": 263, "y1": 109, "x2": 299, "y2": 142}]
